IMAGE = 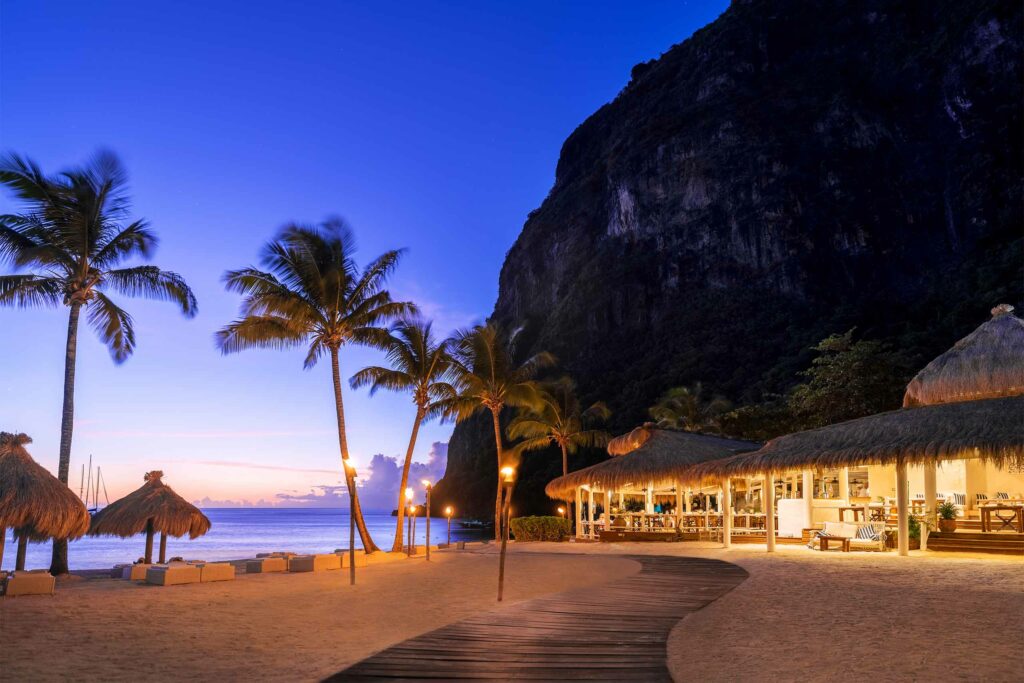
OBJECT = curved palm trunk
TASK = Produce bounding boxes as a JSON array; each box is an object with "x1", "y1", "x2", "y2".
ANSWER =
[
  {"x1": 330, "y1": 347, "x2": 379, "y2": 552},
  {"x1": 159, "y1": 532, "x2": 167, "y2": 564},
  {"x1": 491, "y1": 408, "x2": 504, "y2": 541},
  {"x1": 50, "y1": 302, "x2": 82, "y2": 576},
  {"x1": 0, "y1": 526, "x2": 5, "y2": 569},
  {"x1": 391, "y1": 409, "x2": 424, "y2": 552}
]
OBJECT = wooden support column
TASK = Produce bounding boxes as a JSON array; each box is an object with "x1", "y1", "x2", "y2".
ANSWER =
[
  {"x1": 838, "y1": 467, "x2": 850, "y2": 501},
  {"x1": 684, "y1": 490, "x2": 692, "y2": 513},
  {"x1": 645, "y1": 484, "x2": 654, "y2": 514},
  {"x1": 923, "y1": 461, "x2": 938, "y2": 550},
  {"x1": 896, "y1": 459, "x2": 909, "y2": 557},
  {"x1": 587, "y1": 487, "x2": 595, "y2": 539},
  {"x1": 574, "y1": 487, "x2": 582, "y2": 539},
  {"x1": 675, "y1": 485, "x2": 683, "y2": 527},
  {"x1": 764, "y1": 473, "x2": 776, "y2": 553},
  {"x1": 802, "y1": 470, "x2": 814, "y2": 529},
  {"x1": 605, "y1": 489, "x2": 613, "y2": 530},
  {"x1": 722, "y1": 479, "x2": 732, "y2": 548}
]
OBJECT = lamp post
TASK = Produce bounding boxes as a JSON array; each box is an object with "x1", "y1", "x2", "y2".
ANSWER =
[
  {"x1": 344, "y1": 462, "x2": 357, "y2": 586},
  {"x1": 445, "y1": 506, "x2": 453, "y2": 546},
  {"x1": 422, "y1": 479, "x2": 432, "y2": 561},
  {"x1": 498, "y1": 465, "x2": 516, "y2": 602},
  {"x1": 405, "y1": 487, "x2": 414, "y2": 557}
]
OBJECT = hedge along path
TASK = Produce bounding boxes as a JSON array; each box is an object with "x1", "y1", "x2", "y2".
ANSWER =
[
  {"x1": 509, "y1": 515, "x2": 573, "y2": 541},
  {"x1": 327, "y1": 554, "x2": 748, "y2": 681}
]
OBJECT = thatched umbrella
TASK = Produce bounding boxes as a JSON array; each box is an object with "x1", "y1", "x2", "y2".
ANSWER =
[
  {"x1": 687, "y1": 305, "x2": 1024, "y2": 484},
  {"x1": 89, "y1": 471, "x2": 211, "y2": 564},
  {"x1": 0, "y1": 432, "x2": 90, "y2": 571},
  {"x1": 545, "y1": 424, "x2": 759, "y2": 499}
]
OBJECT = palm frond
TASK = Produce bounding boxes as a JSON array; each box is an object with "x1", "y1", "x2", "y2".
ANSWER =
[
  {"x1": 91, "y1": 220, "x2": 158, "y2": 266},
  {"x1": 349, "y1": 366, "x2": 414, "y2": 394},
  {"x1": 0, "y1": 274, "x2": 63, "y2": 308},
  {"x1": 87, "y1": 292, "x2": 136, "y2": 363},
  {"x1": 215, "y1": 315, "x2": 308, "y2": 355},
  {"x1": 102, "y1": 266, "x2": 198, "y2": 317}
]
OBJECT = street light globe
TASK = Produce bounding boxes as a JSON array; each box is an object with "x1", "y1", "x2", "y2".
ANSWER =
[
  {"x1": 557, "y1": 506, "x2": 565, "y2": 515},
  {"x1": 405, "y1": 487, "x2": 414, "y2": 501},
  {"x1": 500, "y1": 466, "x2": 515, "y2": 482},
  {"x1": 445, "y1": 506, "x2": 453, "y2": 516},
  {"x1": 421, "y1": 479, "x2": 431, "y2": 488}
]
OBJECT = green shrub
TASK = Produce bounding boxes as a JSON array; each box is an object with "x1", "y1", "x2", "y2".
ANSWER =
[
  {"x1": 937, "y1": 500, "x2": 957, "y2": 520},
  {"x1": 509, "y1": 516, "x2": 571, "y2": 542}
]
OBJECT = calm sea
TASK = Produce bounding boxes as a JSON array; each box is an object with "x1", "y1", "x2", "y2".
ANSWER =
[{"x1": 2, "y1": 509, "x2": 487, "y2": 571}]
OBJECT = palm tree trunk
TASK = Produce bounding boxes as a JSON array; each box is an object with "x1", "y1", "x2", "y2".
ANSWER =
[
  {"x1": 391, "y1": 409, "x2": 424, "y2": 552},
  {"x1": 16, "y1": 532, "x2": 28, "y2": 571},
  {"x1": 50, "y1": 302, "x2": 82, "y2": 576},
  {"x1": 330, "y1": 347, "x2": 379, "y2": 552},
  {"x1": 0, "y1": 526, "x2": 5, "y2": 569},
  {"x1": 491, "y1": 408, "x2": 504, "y2": 541},
  {"x1": 159, "y1": 532, "x2": 167, "y2": 563}
]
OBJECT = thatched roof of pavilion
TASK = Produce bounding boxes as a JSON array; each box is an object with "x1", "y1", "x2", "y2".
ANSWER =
[
  {"x1": 0, "y1": 432, "x2": 90, "y2": 541},
  {"x1": 686, "y1": 395, "x2": 1024, "y2": 483},
  {"x1": 903, "y1": 304, "x2": 1024, "y2": 407},
  {"x1": 545, "y1": 425, "x2": 759, "y2": 498},
  {"x1": 89, "y1": 470, "x2": 211, "y2": 539}
]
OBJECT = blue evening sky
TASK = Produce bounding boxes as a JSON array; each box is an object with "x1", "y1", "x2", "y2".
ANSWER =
[{"x1": 0, "y1": 1, "x2": 728, "y2": 505}]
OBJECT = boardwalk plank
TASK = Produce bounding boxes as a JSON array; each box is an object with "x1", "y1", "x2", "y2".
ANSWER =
[{"x1": 326, "y1": 555, "x2": 747, "y2": 682}]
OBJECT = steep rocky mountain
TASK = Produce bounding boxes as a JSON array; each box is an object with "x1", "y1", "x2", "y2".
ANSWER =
[{"x1": 434, "y1": 0, "x2": 1023, "y2": 518}]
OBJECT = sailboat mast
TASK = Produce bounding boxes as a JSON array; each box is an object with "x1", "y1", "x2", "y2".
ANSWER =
[
  {"x1": 85, "y1": 454, "x2": 93, "y2": 508},
  {"x1": 79, "y1": 463, "x2": 85, "y2": 498},
  {"x1": 99, "y1": 467, "x2": 110, "y2": 506}
]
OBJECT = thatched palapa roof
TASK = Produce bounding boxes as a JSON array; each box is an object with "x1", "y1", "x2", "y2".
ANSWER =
[
  {"x1": 89, "y1": 470, "x2": 211, "y2": 539},
  {"x1": 545, "y1": 425, "x2": 759, "y2": 498},
  {"x1": 0, "y1": 432, "x2": 90, "y2": 541},
  {"x1": 903, "y1": 304, "x2": 1024, "y2": 407},
  {"x1": 687, "y1": 395, "x2": 1024, "y2": 482},
  {"x1": 688, "y1": 305, "x2": 1024, "y2": 481}
]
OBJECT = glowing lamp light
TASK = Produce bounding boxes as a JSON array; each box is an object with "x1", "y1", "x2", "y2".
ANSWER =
[
  {"x1": 557, "y1": 506, "x2": 565, "y2": 516},
  {"x1": 500, "y1": 466, "x2": 516, "y2": 482},
  {"x1": 421, "y1": 479, "x2": 431, "y2": 488},
  {"x1": 405, "y1": 487, "x2": 414, "y2": 501},
  {"x1": 445, "y1": 506, "x2": 453, "y2": 516}
]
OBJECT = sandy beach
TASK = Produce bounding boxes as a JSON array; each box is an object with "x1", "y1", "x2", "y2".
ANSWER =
[
  {"x1": 3, "y1": 543, "x2": 1022, "y2": 682},
  {"x1": 0, "y1": 550, "x2": 637, "y2": 682}
]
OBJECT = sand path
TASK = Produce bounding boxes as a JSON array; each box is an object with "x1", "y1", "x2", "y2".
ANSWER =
[
  {"x1": 0, "y1": 551, "x2": 636, "y2": 682},
  {"x1": 512, "y1": 542, "x2": 1024, "y2": 682}
]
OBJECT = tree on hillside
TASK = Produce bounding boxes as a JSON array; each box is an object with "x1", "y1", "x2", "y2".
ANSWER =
[
  {"x1": 0, "y1": 151, "x2": 197, "y2": 574},
  {"x1": 648, "y1": 382, "x2": 732, "y2": 433},
  {"x1": 788, "y1": 329, "x2": 910, "y2": 428},
  {"x1": 350, "y1": 319, "x2": 455, "y2": 552},
  {"x1": 443, "y1": 324, "x2": 554, "y2": 538},
  {"x1": 216, "y1": 220, "x2": 413, "y2": 552}
]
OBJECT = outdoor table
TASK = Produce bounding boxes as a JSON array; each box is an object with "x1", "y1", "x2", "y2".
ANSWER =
[
  {"x1": 867, "y1": 505, "x2": 888, "y2": 522},
  {"x1": 980, "y1": 505, "x2": 1024, "y2": 532},
  {"x1": 819, "y1": 536, "x2": 850, "y2": 552}
]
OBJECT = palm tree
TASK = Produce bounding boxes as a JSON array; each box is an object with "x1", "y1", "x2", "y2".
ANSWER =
[
  {"x1": 507, "y1": 378, "x2": 610, "y2": 530},
  {"x1": 508, "y1": 377, "x2": 611, "y2": 478},
  {"x1": 350, "y1": 319, "x2": 455, "y2": 552},
  {"x1": 216, "y1": 220, "x2": 413, "y2": 552},
  {"x1": 0, "y1": 151, "x2": 198, "y2": 574},
  {"x1": 444, "y1": 324, "x2": 554, "y2": 538},
  {"x1": 648, "y1": 382, "x2": 732, "y2": 433}
]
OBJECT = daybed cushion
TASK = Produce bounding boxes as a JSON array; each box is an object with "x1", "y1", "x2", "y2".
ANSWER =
[
  {"x1": 146, "y1": 563, "x2": 201, "y2": 586},
  {"x1": 246, "y1": 557, "x2": 288, "y2": 573},
  {"x1": 288, "y1": 554, "x2": 341, "y2": 572},
  {"x1": 3, "y1": 570, "x2": 55, "y2": 597}
]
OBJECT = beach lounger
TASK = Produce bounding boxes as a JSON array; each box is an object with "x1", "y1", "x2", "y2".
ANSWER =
[
  {"x1": 848, "y1": 523, "x2": 888, "y2": 551},
  {"x1": 246, "y1": 557, "x2": 288, "y2": 573},
  {"x1": 122, "y1": 563, "x2": 154, "y2": 581},
  {"x1": 193, "y1": 562, "x2": 235, "y2": 582},
  {"x1": 4, "y1": 570, "x2": 56, "y2": 597},
  {"x1": 146, "y1": 563, "x2": 201, "y2": 586},
  {"x1": 288, "y1": 554, "x2": 341, "y2": 572}
]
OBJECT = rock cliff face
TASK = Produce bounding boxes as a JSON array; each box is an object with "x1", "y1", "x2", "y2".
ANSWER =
[{"x1": 435, "y1": 0, "x2": 1023, "y2": 517}]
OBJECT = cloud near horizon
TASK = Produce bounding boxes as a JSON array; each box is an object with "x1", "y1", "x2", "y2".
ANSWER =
[{"x1": 199, "y1": 442, "x2": 450, "y2": 509}]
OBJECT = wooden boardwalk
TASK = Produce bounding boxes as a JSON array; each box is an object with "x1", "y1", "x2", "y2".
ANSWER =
[{"x1": 328, "y1": 554, "x2": 748, "y2": 682}]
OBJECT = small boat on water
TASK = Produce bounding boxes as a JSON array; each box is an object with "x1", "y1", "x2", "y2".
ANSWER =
[{"x1": 458, "y1": 519, "x2": 494, "y2": 531}]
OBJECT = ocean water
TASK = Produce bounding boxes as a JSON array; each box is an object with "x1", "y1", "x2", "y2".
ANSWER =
[{"x1": 2, "y1": 508, "x2": 487, "y2": 571}]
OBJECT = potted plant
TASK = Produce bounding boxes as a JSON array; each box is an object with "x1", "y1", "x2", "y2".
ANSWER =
[{"x1": 936, "y1": 500, "x2": 958, "y2": 532}]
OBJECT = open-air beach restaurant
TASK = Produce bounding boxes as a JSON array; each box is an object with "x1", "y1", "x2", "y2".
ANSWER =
[{"x1": 547, "y1": 305, "x2": 1024, "y2": 556}]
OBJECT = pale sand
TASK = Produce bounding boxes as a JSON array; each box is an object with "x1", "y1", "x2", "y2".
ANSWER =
[
  {"x1": 513, "y1": 542, "x2": 1024, "y2": 682},
  {"x1": 0, "y1": 550, "x2": 638, "y2": 682}
]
